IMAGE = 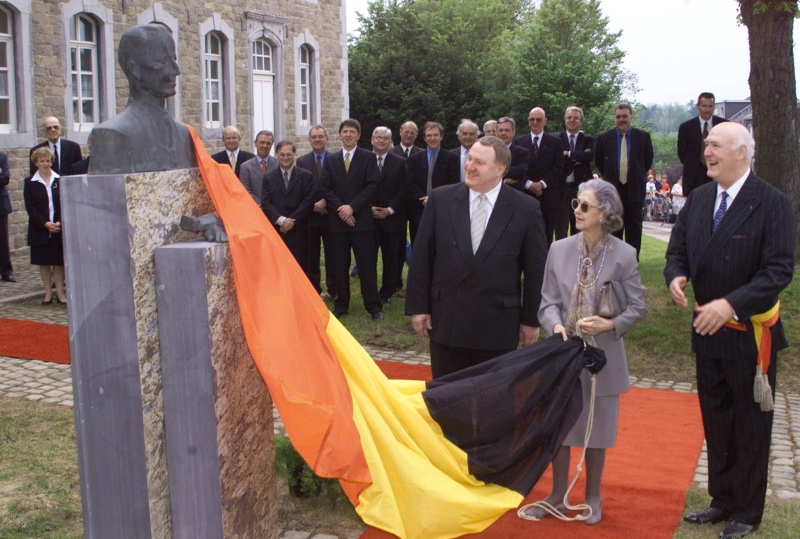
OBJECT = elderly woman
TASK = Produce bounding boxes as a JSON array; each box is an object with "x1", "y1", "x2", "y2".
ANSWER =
[
  {"x1": 523, "y1": 179, "x2": 647, "y2": 524},
  {"x1": 24, "y1": 146, "x2": 66, "y2": 305}
]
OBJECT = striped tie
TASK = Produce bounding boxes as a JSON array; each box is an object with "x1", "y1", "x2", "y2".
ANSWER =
[
  {"x1": 712, "y1": 192, "x2": 728, "y2": 233},
  {"x1": 471, "y1": 194, "x2": 488, "y2": 254},
  {"x1": 619, "y1": 133, "x2": 628, "y2": 185}
]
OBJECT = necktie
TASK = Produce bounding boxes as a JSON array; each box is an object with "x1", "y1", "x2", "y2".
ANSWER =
[
  {"x1": 283, "y1": 170, "x2": 289, "y2": 190},
  {"x1": 461, "y1": 149, "x2": 467, "y2": 183},
  {"x1": 230, "y1": 152, "x2": 237, "y2": 171},
  {"x1": 533, "y1": 136, "x2": 539, "y2": 158},
  {"x1": 405, "y1": 147, "x2": 410, "y2": 158},
  {"x1": 471, "y1": 194, "x2": 488, "y2": 254},
  {"x1": 344, "y1": 152, "x2": 350, "y2": 173},
  {"x1": 712, "y1": 191, "x2": 728, "y2": 233},
  {"x1": 426, "y1": 150, "x2": 437, "y2": 195},
  {"x1": 261, "y1": 159, "x2": 267, "y2": 174},
  {"x1": 619, "y1": 133, "x2": 628, "y2": 185},
  {"x1": 377, "y1": 156, "x2": 383, "y2": 173},
  {"x1": 316, "y1": 154, "x2": 322, "y2": 177},
  {"x1": 52, "y1": 145, "x2": 59, "y2": 175},
  {"x1": 703, "y1": 121, "x2": 709, "y2": 139},
  {"x1": 569, "y1": 134, "x2": 575, "y2": 153}
]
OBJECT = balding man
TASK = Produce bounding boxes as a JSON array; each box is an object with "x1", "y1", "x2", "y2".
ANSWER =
[
  {"x1": 30, "y1": 117, "x2": 82, "y2": 177},
  {"x1": 390, "y1": 121, "x2": 423, "y2": 159},
  {"x1": 212, "y1": 126, "x2": 255, "y2": 177},
  {"x1": 665, "y1": 122, "x2": 794, "y2": 539},
  {"x1": 513, "y1": 107, "x2": 566, "y2": 245},
  {"x1": 449, "y1": 119, "x2": 479, "y2": 183}
]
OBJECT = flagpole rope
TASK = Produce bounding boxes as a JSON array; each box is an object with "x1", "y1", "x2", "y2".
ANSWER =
[{"x1": 517, "y1": 323, "x2": 598, "y2": 522}]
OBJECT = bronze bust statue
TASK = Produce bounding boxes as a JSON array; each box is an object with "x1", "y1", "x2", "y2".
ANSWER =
[{"x1": 89, "y1": 24, "x2": 196, "y2": 174}]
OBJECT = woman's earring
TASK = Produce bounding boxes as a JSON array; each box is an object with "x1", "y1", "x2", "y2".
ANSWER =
[{"x1": 600, "y1": 218, "x2": 605, "y2": 224}]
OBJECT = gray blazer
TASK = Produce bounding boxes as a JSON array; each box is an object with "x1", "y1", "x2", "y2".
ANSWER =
[
  {"x1": 538, "y1": 234, "x2": 647, "y2": 396},
  {"x1": 239, "y1": 155, "x2": 278, "y2": 205}
]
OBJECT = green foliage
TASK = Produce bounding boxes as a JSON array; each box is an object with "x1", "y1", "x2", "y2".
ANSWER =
[
  {"x1": 274, "y1": 433, "x2": 347, "y2": 505},
  {"x1": 648, "y1": 132, "x2": 680, "y2": 176}
]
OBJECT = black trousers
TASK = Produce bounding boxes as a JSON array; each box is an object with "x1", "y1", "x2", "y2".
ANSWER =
[
  {"x1": 429, "y1": 341, "x2": 514, "y2": 379},
  {"x1": 564, "y1": 182, "x2": 580, "y2": 236},
  {"x1": 613, "y1": 185, "x2": 643, "y2": 259},
  {"x1": 331, "y1": 230, "x2": 381, "y2": 315},
  {"x1": 696, "y1": 350, "x2": 777, "y2": 526},
  {"x1": 541, "y1": 207, "x2": 559, "y2": 247},
  {"x1": 374, "y1": 221, "x2": 404, "y2": 301},
  {"x1": 307, "y1": 223, "x2": 336, "y2": 295},
  {"x1": 0, "y1": 214, "x2": 11, "y2": 278}
]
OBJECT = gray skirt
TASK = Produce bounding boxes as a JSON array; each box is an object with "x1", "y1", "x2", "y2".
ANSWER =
[{"x1": 562, "y1": 373, "x2": 620, "y2": 449}]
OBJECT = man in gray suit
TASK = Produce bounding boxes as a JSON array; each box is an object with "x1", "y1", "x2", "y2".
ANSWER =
[
  {"x1": 666, "y1": 122, "x2": 794, "y2": 539},
  {"x1": 239, "y1": 130, "x2": 278, "y2": 205}
]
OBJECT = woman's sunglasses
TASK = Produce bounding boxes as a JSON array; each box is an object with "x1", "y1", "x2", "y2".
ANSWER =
[{"x1": 571, "y1": 199, "x2": 601, "y2": 213}]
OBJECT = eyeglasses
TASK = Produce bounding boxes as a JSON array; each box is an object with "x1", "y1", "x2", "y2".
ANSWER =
[
  {"x1": 45, "y1": 126, "x2": 60, "y2": 130},
  {"x1": 571, "y1": 199, "x2": 601, "y2": 213}
]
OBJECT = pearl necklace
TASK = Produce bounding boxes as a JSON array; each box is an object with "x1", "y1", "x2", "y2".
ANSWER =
[{"x1": 577, "y1": 238, "x2": 608, "y2": 288}]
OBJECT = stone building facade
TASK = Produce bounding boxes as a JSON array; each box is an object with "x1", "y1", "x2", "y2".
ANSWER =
[{"x1": 2, "y1": 0, "x2": 349, "y2": 253}]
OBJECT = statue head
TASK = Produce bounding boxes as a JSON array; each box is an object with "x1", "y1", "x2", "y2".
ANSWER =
[{"x1": 119, "y1": 24, "x2": 180, "y2": 100}]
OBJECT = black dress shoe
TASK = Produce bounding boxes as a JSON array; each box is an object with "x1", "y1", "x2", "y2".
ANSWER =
[
  {"x1": 41, "y1": 298, "x2": 53, "y2": 306},
  {"x1": 371, "y1": 311, "x2": 384, "y2": 320},
  {"x1": 1, "y1": 274, "x2": 15, "y2": 282},
  {"x1": 332, "y1": 309, "x2": 348, "y2": 318},
  {"x1": 719, "y1": 521, "x2": 757, "y2": 538},
  {"x1": 380, "y1": 297, "x2": 391, "y2": 305},
  {"x1": 683, "y1": 507, "x2": 730, "y2": 525}
]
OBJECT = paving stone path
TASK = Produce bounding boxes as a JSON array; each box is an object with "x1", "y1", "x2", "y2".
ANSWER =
[{"x1": 1, "y1": 250, "x2": 798, "y2": 539}]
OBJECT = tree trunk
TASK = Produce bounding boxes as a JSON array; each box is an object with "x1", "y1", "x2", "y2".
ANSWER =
[{"x1": 740, "y1": 0, "x2": 800, "y2": 256}]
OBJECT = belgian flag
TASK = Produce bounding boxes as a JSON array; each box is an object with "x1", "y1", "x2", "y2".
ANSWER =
[{"x1": 189, "y1": 128, "x2": 602, "y2": 539}]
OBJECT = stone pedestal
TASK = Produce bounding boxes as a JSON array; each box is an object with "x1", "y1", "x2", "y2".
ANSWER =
[
  {"x1": 61, "y1": 170, "x2": 214, "y2": 539},
  {"x1": 155, "y1": 241, "x2": 276, "y2": 538}
]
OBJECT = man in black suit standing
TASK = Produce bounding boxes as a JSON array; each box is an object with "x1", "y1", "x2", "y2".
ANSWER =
[
  {"x1": 262, "y1": 141, "x2": 315, "y2": 277},
  {"x1": 559, "y1": 106, "x2": 595, "y2": 236},
  {"x1": 297, "y1": 125, "x2": 337, "y2": 300},
  {"x1": 512, "y1": 107, "x2": 565, "y2": 246},
  {"x1": 389, "y1": 121, "x2": 422, "y2": 159},
  {"x1": 30, "y1": 117, "x2": 82, "y2": 177},
  {"x1": 406, "y1": 136, "x2": 548, "y2": 378},
  {"x1": 405, "y1": 121, "x2": 460, "y2": 245},
  {"x1": 239, "y1": 130, "x2": 278, "y2": 205},
  {"x1": 211, "y1": 126, "x2": 255, "y2": 178},
  {"x1": 449, "y1": 119, "x2": 479, "y2": 183},
  {"x1": 370, "y1": 126, "x2": 407, "y2": 304},
  {"x1": 595, "y1": 103, "x2": 653, "y2": 258},
  {"x1": 0, "y1": 151, "x2": 14, "y2": 282},
  {"x1": 321, "y1": 119, "x2": 383, "y2": 320},
  {"x1": 677, "y1": 92, "x2": 727, "y2": 197},
  {"x1": 495, "y1": 116, "x2": 529, "y2": 184},
  {"x1": 665, "y1": 122, "x2": 794, "y2": 539}
]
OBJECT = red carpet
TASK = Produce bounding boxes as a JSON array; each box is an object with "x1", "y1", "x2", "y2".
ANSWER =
[
  {"x1": 0, "y1": 317, "x2": 70, "y2": 364},
  {"x1": 370, "y1": 360, "x2": 704, "y2": 539}
]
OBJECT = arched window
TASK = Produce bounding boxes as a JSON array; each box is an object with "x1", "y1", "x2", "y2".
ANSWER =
[
  {"x1": 251, "y1": 38, "x2": 275, "y2": 139},
  {"x1": 204, "y1": 32, "x2": 223, "y2": 128},
  {"x1": 298, "y1": 45, "x2": 312, "y2": 126},
  {"x1": 0, "y1": 6, "x2": 15, "y2": 133},
  {"x1": 70, "y1": 14, "x2": 99, "y2": 130}
]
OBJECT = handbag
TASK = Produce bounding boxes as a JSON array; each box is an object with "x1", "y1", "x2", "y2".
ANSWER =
[{"x1": 597, "y1": 281, "x2": 627, "y2": 319}]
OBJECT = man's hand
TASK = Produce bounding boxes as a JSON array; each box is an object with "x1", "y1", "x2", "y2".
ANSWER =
[
  {"x1": 504, "y1": 178, "x2": 519, "y2": 185},
  {"x1": 528, "y1": 182, "x2": 543, "y2": 196},
  {"x1": 337, "y1": 204, "x2": 354, "y2": 220},
  {"x1": 411, "y1": 314, "x2": 432, "y2": 338},
  {"x1": 519, "y1": 324, "x2": 539, "y2": 346},
  {"x1": 420, "y1": 196, "x2": 429, "y2": 207},
  {"x1": 669, "y1": 276, "x2": 688, "y2": 308},
  {"x1": 279, "y1": 218, "x2": 295, "y2": 234},
  {"x1": 372, "y1": 207, "x2": 390, "y2": 219},
  {"x1": 693, "y1": 299, "x2": 735, "y2": 336},
  {"x1": 313, "y1": 199, "x2": 327, "y2": 215},
  {"x1": 343, "y1": 215, "x2": 356, "y2": 227}
]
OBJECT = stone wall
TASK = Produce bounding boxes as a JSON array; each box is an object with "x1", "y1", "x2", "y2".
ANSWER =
[{"x1": 5, "y1": 0, "x2": 347, "y2": 253}]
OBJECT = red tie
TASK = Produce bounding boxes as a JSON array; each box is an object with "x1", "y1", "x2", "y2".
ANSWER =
[{"x1": 261, "y1": 159, "x2": 266, "y2": 174}]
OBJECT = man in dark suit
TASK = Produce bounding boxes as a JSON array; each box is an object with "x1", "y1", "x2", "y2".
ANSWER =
[
  {"x1": 558, "y1": 106, "x2": 595, "y2": 236},
  {"x1": 321, "y1": 119, "x2": 383, "y2": 320},
  {"x1": 261, "y1": 140, "x2": 315, "y2": 276},
  {"x1": 495, "y1": 116, "x2": 529, "y2": 184},
  {"x1": 405, "y1": 121, "x2": 460, "y2": 245},
  {"x1": 239, "y1": 130, "x2": 278, "y2": 205},
  {"x1": 512, "y1": 107, "x2": 565, "y2": 246},
  {"x1": 389, "y1": 121, "x2": 422, "y2": 159},
  {"x1": 370, "y1": 126, "x2": 407, "y2": 304},
  {"x1": 406, "y1": 136, "x2": 548, "y2": 378},
  {"x1": 30, "y1": 117, "x2": 82, "y2": 177},
  {"x1": 211, "y1": 126, "x2": 255, "y2": 178},
  {"x1": 297, "y1": 125, "x2": 337, "y2": 300},
  {"x1": 665, "y1": 122, "x2": 794, "y2": 539},
  {"x1": 595, "y1": 103, "x2": 653, "y2": 258},
  {"x1": 678, "y1": 92, "x2": 727, "y2": 197},
  {"x1": 449, "y1": 119, "x2": 479, "y2": 183},
  {"x1": 0, "y1": 151, "x2": 13, "y2": 282}
]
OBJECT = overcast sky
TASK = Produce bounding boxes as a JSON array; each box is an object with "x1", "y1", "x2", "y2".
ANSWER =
[{"x1": 344, "y1": 0, "x2": 800, "y2": 106}]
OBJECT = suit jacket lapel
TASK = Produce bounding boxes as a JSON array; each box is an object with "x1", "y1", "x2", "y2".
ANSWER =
[
  {"x1": 460, "y1": 184, "x2": 515, "y2": 276},
  {"x1": 449, "y1": 186, "x2": 473, "y2": 265}
]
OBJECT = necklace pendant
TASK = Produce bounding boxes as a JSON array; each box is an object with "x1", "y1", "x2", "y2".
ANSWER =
[{"x1": 582, "y1": 257, "x2": 593, "y2": 268}]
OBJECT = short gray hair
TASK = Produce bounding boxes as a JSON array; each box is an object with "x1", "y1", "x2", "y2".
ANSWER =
[
  {"x1": 497, "y1": 116, "x2": 516, "y2": 131},
  {"x1": 483, "y1": 119, "x2": 497, "y2": 131},
  {"x1": 578, "y1": 179, "x2": 624, "y2": 234},
  {"x1": 254, "y1": 130, "x2": 273, "y2": 141},
  {"x1": 564, "y1": 106, "x2": 584, "y2": 121},
  {"x1": 737, "y1": 128, "x2": 755, "y2": 163},
  {"x1": 456, "y1": 119, "x2": 479, "y2": 135},
  {"x1": 372, "y1": 126, "x2": 392, "y2": 138},
  {"x1": 309, "y1": 125, "x2": 329, "y2": 138}
]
